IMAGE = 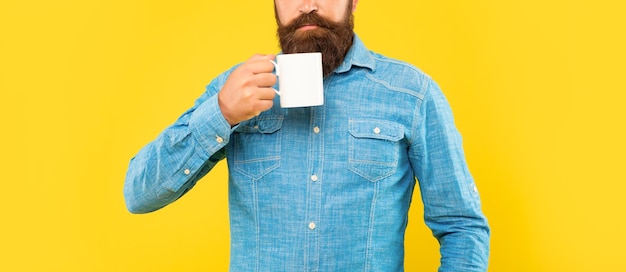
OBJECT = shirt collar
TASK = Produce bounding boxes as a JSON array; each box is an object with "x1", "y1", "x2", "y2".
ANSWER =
[{"x1": 334, "y1": 34, "x2": 376, "y2": 74}]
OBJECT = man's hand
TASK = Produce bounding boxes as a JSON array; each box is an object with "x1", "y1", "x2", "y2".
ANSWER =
[{"x1": 218, "y1": 54, "x2": 277, "y2": 126}]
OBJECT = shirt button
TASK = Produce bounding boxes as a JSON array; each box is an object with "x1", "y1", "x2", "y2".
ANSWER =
[
  {"x1": 308, "y1": 222, "x2": 316, "y2": 230},
  {"x1": 311, "y1": 174, "x2": 318, "y2": 182},
  {"x1": 184, "y1": 169, "x2": 191, "y2": 175},
  {"x1": 313, "y1": 126, "x2": 320, "y2": 133},
  {"x1": 373, "y1": 127, "x2": 381, "y2": 134},
  {"x1": 216, "y1": 136, "x2": 224, "y2": 143}
]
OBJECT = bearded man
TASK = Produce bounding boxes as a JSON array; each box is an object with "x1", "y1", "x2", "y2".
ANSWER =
[{"x1": 124, "y1": 1, "x2": 490, "y2": 271}]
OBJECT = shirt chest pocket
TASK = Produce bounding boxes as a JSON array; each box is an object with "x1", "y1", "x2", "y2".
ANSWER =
[
  {"x1": 232, "y1": 116, "x2": 283, "y2": 180},
  {"x1": 348, "y1": 119, "x2": 404, "y2": 182}
]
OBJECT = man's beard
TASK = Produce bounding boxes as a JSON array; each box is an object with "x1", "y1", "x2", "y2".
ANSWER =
[{"x1": 276, "y1": 7, "x2": 354, "y2": 77}]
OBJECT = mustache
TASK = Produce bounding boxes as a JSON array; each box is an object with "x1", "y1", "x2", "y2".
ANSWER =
[{"x1": 280, "y1": 12, "x2": 340, "y2": 33}]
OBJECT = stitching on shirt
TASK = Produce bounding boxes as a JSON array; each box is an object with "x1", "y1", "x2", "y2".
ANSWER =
[
  {"x1": 252, "y1": 179, "x2": 260, "y2": 272},
  {"x1": 371, "y1": 54, "x2": 431, "y2": 79},
  {"x1": 408, "y1": 80, "x2": 432, "y2": 149},
  {"x1": 364, "y1": 73, "x2": 425, "y2": 100},
  {"x1": 364, "y1": 181, "x2": 379, "y2": 272}
]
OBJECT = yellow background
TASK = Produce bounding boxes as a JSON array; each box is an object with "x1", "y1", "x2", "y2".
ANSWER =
[{"x1": 1, "y1": 0, "x2": 625, "y2": 271}]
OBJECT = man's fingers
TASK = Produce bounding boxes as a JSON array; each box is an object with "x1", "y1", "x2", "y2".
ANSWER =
[
  {"x1": 255, "y1": 87, "x2": 277, "y2": 101},
  {"x1": 253, "y1": 72, "x2": 277, "y2": 88},
  {"x1": 247, "y1": 60, "x2": 276, "y2": 75},
  {"x1": 243, "y1": 92, "x2": 274, "y2": 120},
  {"x1": 218, "y1": 54, "x2": 277, "y2": 125},
  {"x1": 256, "y1": 99, "x2": 274, "y2": 112},
  {"x1": 244, "y1": 54, "x2": 276, "y2": 74}
]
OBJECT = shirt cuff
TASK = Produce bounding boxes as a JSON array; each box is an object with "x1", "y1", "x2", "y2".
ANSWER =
[{"x1": 188, "y1": 94, "x2": 233, "y2": 154}]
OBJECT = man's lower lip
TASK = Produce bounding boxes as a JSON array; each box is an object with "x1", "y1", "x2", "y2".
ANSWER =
[{"x1": 298, "y1": 25, "x2": 319, "y2": 31}]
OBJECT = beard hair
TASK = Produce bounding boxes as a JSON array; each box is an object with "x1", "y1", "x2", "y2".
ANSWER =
[{"x1": 276, "y1": 5, "x2": 354, "y2": 77}]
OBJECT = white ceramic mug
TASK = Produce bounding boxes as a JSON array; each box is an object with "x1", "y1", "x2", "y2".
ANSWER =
[{"x1": 269, "y1": 52, "x2": 324, "y2": 108}]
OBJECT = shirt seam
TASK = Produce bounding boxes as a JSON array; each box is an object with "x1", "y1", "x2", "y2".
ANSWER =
[
  {"x1": 364, "y1": 181, "x2": 379, "y2": 272},
  {"x1": 364, "y1": 73, "x2": 425, "y2": 100},
  {"x1": 408, "y1": 77, "x2": 432, "y2": 151},
  {"x1": 253, "y1": 178, "x2": 260, "y2": 272}
]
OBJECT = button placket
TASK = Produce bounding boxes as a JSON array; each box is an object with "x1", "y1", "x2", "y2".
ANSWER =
[{"x1": 304, "y1": 108, "x2": 323, "y2": 268}]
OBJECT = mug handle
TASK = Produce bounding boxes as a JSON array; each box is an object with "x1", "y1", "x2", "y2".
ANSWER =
[{"x1": 269, "y1": 60, "x2": 281, "y2": 96}]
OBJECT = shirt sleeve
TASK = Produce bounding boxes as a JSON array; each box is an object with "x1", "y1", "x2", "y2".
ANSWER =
[
  {"x1": 409, "y1": 79, "x2": 491, "y2": 271},
  {"x1": 123, "y1": 69, "x2": 235, "y2": 214}
]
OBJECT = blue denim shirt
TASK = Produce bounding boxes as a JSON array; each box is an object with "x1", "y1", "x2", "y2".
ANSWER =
[{"x1": 124, "y1": 35, "x2": 490, "y2": 271}]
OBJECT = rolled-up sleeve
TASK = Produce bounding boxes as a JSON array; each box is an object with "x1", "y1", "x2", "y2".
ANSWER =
[
  {"x1": 124, "y1": 70, "x2": 234, "y2": 214},
  {"x1": 409, "y1": 79, "x2": 490, "y2": 271}
]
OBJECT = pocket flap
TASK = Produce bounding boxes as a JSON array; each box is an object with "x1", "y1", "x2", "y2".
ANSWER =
[
  {"x1": 235, "y1": 116, "x2": 284, "y2": 134},
  {"x1": 348, "y1": 119, "x2": 404, "y2": 141}
]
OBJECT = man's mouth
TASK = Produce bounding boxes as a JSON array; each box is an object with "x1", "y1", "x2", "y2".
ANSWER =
[{"x1": 297, "y1": 24, "x2": 319, "y2": 31}]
